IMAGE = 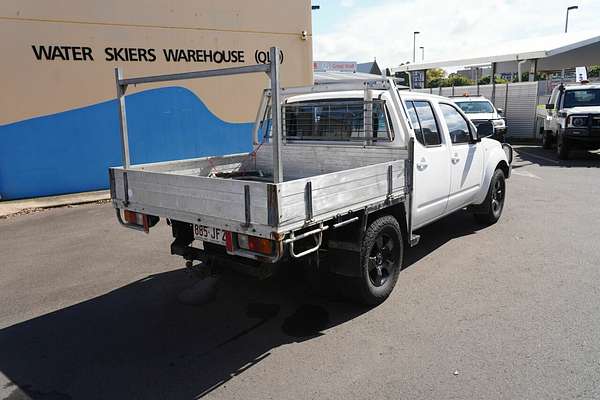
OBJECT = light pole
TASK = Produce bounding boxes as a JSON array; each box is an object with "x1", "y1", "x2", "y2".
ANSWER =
[
  {"x1": 565, "y1": 5, "x2": 578, "y2": 33},
  {"x1": 419, "y1": 46, "x2": 424, "y2": 62},
  {"x1": 413, "y1": 31, "x2": 420, "y2": 63}
]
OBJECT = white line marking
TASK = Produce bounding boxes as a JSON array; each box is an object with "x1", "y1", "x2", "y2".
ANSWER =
[
  {"x1": 515, "y1": 149, "x2": 559, "y2": 165},
  {"x1": 511, "y1": 170, "x2": 541, "y2": 179}
]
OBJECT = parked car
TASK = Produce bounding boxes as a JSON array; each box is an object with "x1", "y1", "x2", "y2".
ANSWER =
[
  {"x1": 536, "y1": 82, "x2": 600, "y2": 159},
  {"x1": 110, "y1": 50, "x2": 513, "y2": 305},
  {"x1": 452, "y1": 96, "x2": 507, "y2": 142}
]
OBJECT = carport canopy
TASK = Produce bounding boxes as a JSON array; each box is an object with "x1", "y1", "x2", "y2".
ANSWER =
[{"x1": 392, "y1": 29, "x2": 600, "y2": 76}]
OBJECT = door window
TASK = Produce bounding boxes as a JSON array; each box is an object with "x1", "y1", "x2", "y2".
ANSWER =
[
  {"x1": 404, "y1": 100, "x2": 442, "y2": 146},
  {"x1": 548, "y1": 89, "x2": 558, "y2": 107},
  {"x1": 439, "y1": 103, "x2": 471, "y2": 144}
]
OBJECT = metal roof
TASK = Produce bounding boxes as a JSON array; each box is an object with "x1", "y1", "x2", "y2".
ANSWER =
[{"x1": 393, "y1": 30, "x2": 600, "y2": 72}]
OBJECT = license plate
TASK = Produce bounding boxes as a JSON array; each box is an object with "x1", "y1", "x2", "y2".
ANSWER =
[{"x1": 194, "y1": 224, "x2": 227, "y2": 246}]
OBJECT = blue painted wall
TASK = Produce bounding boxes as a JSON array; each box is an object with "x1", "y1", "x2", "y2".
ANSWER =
[{"x1": 0, "y1": 87, "x2": 253, "y2": 200}]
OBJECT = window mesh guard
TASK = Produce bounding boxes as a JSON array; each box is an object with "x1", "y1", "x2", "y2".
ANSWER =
[{"x1": 266, "y1": 99, "x2": 393, "y2": 142}]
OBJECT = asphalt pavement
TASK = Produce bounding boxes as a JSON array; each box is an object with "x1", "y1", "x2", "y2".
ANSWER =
[{"x1": 1, "y1": 145, "x2": 599, "y2": 400}]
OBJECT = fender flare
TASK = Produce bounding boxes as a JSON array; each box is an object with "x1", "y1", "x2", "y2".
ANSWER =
[{"x1": 472, "y1": 146, "x2": 510, "y2": 205}]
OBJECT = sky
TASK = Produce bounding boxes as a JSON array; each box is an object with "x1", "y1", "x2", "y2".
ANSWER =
[{"x1": 312, "y1": 0, "x2": 600, "y2": 71}]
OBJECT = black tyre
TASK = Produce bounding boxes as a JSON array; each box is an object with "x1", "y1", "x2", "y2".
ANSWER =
[
  {"x1": 541, "y1": 131, "x2": 553, "y2": 149},
  {"x1": 474, "y1": 169, "x2": 506, "y2": 225},
  {"x1": 350, "y1": 215, "x2": 403, "y2": 306},
  {"x1": 557, "y1": 134, "x2": 569, "y2": 160},
  {"x1": 495, "y1": 129, "x2": 506, "y2": 143}
]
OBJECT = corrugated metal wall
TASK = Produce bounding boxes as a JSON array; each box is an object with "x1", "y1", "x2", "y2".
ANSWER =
[{"x1": 414, "y1": 81, "x2": 539, "y2": 139}]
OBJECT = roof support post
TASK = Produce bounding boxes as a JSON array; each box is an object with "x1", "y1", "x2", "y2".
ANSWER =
[
  {"x1": 504, "y1": 82, "x2": 509, "y2": 119},
  {"x1": 491, "y1": 62, "x2": 497, "y2": 105},
  {"x1": 517, "y1": 59, "x2": 527, "y2": 83},
  {"x1": 529, "y1": 59, "x2": 537, "y2": 82}
]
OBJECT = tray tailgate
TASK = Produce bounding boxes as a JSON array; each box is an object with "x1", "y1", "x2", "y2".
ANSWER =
[{"x1": 111, "y1": 168, "x2": 269, "y2": 225}]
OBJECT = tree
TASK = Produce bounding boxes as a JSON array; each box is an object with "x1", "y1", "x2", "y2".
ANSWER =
[
  {"x1": 511, "y1": 72, "x2": 544, "y2": 83},
  {"x1": 445, "y1": 73, "x2": 473, "y2": 87},
  {"x1": 478, "y1": 76, "x2": 509, "y2": 85},
  {"x1": 588, "y1": 65, "x2": 600, "y2": 78},
  {"x1": 425, "y1": 68, "x2": 445, "y2": 88},
  {"x1": 426, "y1": 68, "x2": 445, "y2": 82},
  {"x1": 427, "y1": 77, "x2": 444, "y2": 88}
]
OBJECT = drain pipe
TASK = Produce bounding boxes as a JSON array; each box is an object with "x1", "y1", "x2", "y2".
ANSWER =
[{"x1": 517, "y1": 59, "x2": 528, "y2": 82}]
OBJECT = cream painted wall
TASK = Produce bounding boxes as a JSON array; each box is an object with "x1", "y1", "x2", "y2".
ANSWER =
[{"x1": 0, "y1": 0, "x2": 313, "y2": 125}]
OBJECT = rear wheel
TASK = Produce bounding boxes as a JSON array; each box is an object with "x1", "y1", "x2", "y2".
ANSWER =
[
  {"x1": 542, "y1": 131, "x2": 553, "y2": 149},
  {"x1": 474, "y1": 169, "x2": 506, "y2": 225},
  {"x1": 349, "y1": 215, "x2": 403, "y2": 306},
  {"x1": 557, "y1": 134, "x2": 569, "y2": 160}
]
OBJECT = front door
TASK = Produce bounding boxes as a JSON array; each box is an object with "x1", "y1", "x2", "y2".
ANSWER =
[
  {"x1": 405, "y1": 100, "x2": 452, "y2": 228},
  {"x1": 438, "y1": 102, "x2": 484, "y2": 211},
  {"x1": 548, "y1": 88, "x2": 563, "y2": 134}
]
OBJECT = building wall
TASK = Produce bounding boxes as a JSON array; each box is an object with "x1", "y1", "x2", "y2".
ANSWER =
[{"x1": 0, "y1": 0, "x2": 313, "y2": 199}]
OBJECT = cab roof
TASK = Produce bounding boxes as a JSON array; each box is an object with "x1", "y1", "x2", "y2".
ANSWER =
[{"x1": 562, "y1": 83, "x2": 600, "y2": 91}]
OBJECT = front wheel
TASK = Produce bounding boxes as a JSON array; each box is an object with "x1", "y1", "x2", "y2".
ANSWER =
[
  {"x1": 495, "y1": 130, "x2": 505, "y2": 143},
  {"x1": 474, "y1": 169, "x2": 506, "y2": 225},
  {"x1": 349, "y1": 215, "x2": 403, "y2": 306}
]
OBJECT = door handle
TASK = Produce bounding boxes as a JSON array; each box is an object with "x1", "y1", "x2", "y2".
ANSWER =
[
  {"x1": 416, "y1": 157, "x2": 428, "y2": 171},
  {"x1": 451, "y1": 153, "x2": 461, "y2": 164}
]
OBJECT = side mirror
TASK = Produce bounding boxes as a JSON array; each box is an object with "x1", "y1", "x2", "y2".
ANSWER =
[
  {"x1": 496, "y1": 108, "x2": 503, "y2": 115},
  {"x1": 475, "y1": 120, "x2": 494, "y2": 139},
  {"x1": 546, "y1": 103, "x2": 554, "y2": 110}
]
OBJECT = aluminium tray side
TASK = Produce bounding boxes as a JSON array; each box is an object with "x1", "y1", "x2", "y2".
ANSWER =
[
  {"x1": 276, "y1": 159, "x2": 407, "y2": 229},
  {"x1": 110, "y1": 157, "x2": 409, "y2": 238}
]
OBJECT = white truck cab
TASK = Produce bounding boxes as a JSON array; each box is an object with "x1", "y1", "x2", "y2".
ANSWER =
[
  {"x1": 400, "y1": 92, "x2": 510, "y2": 229},
  {"x1": 451, "y1": 96, "x2": 507, "y2": 142},
  {"x1": 539, "y1": 83, "x2": 600, "y2": 159}
]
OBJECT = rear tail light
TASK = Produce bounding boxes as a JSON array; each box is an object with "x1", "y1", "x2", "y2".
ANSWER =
[
  {"x1": 225, "y1": 231, "x2": 233, "y2": 252},
  {"x1": 236, "y1": 234, "x2": 274, "y2": 255},
  {"x1": 124, "y1": 210, "x2": 149, "y2": 233}
]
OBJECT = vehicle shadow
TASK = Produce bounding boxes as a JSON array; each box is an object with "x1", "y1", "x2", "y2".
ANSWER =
[
  {"x1": 0, "y1": 267, "x2": 368, "y2": 399},
  {"x1": 513, "y1": 145, "x2": 600, "y2": 168},
  {"x1": 403, "y1": 210, "x2": 480, "y2": 269}
]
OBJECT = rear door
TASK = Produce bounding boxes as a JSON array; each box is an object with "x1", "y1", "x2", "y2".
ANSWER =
[
  {"x1": 405, "y1": 100, "x2": 451, "y2": 228},
  {"x1": 438, "y1": 102, "x2": 484, "y2": 211}
]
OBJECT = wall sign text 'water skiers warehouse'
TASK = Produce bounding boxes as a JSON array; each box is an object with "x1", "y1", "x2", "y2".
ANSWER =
[{"x1": 31, "y1": 45, "x2": 284, "y2": 64}]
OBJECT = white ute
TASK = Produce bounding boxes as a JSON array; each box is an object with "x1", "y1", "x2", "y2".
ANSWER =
[
  {"x1": 537, "y1": 82, "x2": 600, "y2": 159},
  {"x1": 109, "y1": 48, "x2": 513, "y2": 305}
]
